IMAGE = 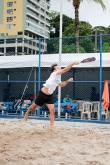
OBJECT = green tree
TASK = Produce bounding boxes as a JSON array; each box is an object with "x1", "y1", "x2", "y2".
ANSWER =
[
  {"x1": 63, "y1": 21, "x2": 92, "y2": 36},
  {"x1": 63, "y1": 22, "x2": 75, "y2": 36},
  {"x1": 50, "y1": 12, "x2": 73, "y2": 38},
  {"x1": 63, "y1": 21, "x2": 93, "y2": 52},
  {"x1": 47, "y1": 38, "x2": 59, "y2": 53},
  {"x1": 62, "y1": 44, "x2": 85, "y2": 53},
  {"x1": 106, "y1": 26, "x2": 110, "y2": 34},
  {"x1": 72, "y1": 0, "x2": 106, "y2": 52},
  {"x1": 80, "y1": 37, "x2": 94, "y2": 53},
  {"x1": 79, "y1": 21, "x2": 92, "y2": 36},
  {"x1": 102, "y1": 43, "x2": 110, "y2": 52}
]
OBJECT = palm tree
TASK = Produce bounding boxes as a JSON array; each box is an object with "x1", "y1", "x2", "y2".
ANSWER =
[{"x1": 72, "y1": 0, "x2": 106, "y2": 53}]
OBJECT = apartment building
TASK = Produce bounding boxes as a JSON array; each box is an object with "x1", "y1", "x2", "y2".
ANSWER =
[{"x1": 0, "y1": 0, "x2": 50, "y2": 55}]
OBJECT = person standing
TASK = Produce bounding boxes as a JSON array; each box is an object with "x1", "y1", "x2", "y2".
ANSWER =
[{"x1": 24, "y1": 62, "x2": 79, "y2": 129}]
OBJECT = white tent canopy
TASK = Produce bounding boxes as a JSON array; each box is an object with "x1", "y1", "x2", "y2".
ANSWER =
[{"x1": 0, "y1": 53, "x2": 110, "y2": 69}]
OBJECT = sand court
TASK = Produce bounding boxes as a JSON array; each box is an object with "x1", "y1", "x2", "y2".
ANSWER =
[{"x1": 0, "y1": 119, "x2": 110, "y2": 165}]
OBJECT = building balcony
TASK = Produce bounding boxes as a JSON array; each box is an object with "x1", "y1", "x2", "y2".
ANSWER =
[{"x1": 25, "y1": 21, "x2": 49, "y2": 37}]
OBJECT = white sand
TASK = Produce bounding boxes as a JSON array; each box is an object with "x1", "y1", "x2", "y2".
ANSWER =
[{"x1": 0, "y1": 118, "x2": 110, "y2": 165}]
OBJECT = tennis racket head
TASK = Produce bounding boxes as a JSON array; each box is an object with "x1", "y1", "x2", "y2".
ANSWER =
[{"x1": 81, "y1": 57, "x2": 96, "y2": 63}]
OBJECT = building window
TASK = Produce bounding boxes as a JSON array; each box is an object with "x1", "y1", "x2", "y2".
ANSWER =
[
  {"x1": 46, "y1": 11, "x2": 49, "y2": 15},
  {"x1": 41, "y1": 15, "x2": 44, "y2": 20},
  {"x1": 6, "y1": 47, "x2": 15, "y2": 55},
  {"x1": 41, "y1": 22, "x2": 44, "y2": 27},
  {"x1": 0, "y1": 40, "x2": 4, "y2": 44},
  {"x1": 7, "y1": 17, "x2": 13, "y2": 22},
  {"x1": 6, "y1": 39, "x2": 16, "y2": 44},
  {"x1": 7, "y1": 9, "x2": 13, "y2": 15},
  {"x1": 46, "y1": 0, "x2": 50, "y2": 3},
  {"x1": 24, "y1": 39, "x2": 28, "y2": 44},
  {"x1": 17, "y1": 47, "x2": 22, "y2": 53},
  {"x1": 24, "y1": 31, "x2": 28, "y2": 36},
  {"x1": 7, "y1": 24, "x2": 15, "y2": 30},
  {"x1": 18, "y1": 32, "x2": 23, "y2": 35},
  {"x1": 41, "y1": 8, "x2": 45, "y2": 13},
  {"x1": 7, "y1": 2, "x2": 13, "y2": 7},
  {"x1": 0, "y1": 33, "x2": 4, "y2": 36},
  {"x1": 0, "y1": 48, "x2": 4, "y2": 53},
  {"x1": 17, "y1": 38, "x2": 23, "y2": 43}
]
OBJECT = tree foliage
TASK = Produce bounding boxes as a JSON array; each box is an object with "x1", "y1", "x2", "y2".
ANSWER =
[{"x1": 47, "y1": 11, "x2": 110, "y2": 54}]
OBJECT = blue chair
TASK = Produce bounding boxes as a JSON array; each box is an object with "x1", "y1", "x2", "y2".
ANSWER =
[
  {"x1": 4, "y1": 102, "x2": 15, "y2": 113},
  {"x1": 62, "y1": 103, "x2": 79, "y2": 118}
]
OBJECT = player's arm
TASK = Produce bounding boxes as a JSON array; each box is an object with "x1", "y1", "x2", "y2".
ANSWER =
[
  {"x1": 56, "y1": 61, "x2": 80, "y2": 75},
  {"x1": 59, "y1": 78, "x2": 73, "y2": 88}
]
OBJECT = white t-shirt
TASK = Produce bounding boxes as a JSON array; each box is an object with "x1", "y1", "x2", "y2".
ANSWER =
[{"x1": 43, "y1": 71, "x2": 61, "y2": 94}]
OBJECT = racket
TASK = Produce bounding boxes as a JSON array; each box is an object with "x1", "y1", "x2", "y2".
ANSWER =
[{"x1": 81, "y1": 57, "x2": 96, "y2": 63}]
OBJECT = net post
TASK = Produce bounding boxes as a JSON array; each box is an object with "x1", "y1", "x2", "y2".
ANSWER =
[{"x1": 99, "y1": 33, "x2": 103, "y2": 120}]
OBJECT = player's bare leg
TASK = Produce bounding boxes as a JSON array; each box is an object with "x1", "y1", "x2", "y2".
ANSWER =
[
  {"x1": 24, "y1": 103, "x2": 37, "y2": 121},
  {"x1": 46, "y1": 104, "x2": 55, "y2": 130}
]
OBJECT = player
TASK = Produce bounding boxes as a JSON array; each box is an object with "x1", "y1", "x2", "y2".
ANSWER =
[{"x1": 24, "y1": 62, "x2": 80, "y2": 129}]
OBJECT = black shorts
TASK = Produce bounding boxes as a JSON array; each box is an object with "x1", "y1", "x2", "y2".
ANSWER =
[{"x1": 35, "y1": 90, "x2": 54, "y2": 106}]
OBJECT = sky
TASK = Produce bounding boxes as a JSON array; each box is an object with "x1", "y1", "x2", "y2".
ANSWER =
[{"x1": 50, "y1": 0, "x2": 110, "y2": 28}]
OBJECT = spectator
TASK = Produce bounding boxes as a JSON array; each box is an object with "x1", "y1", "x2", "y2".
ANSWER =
[
  {"x1": 90, "y1": 87, "x2": 99, "y2": 101},
  {"x1": 63, "y1": 94, "x2": 72, "y2": 104},
  {"x1": 30, "y1": 94, "x2": 35, "y2": 101}
]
